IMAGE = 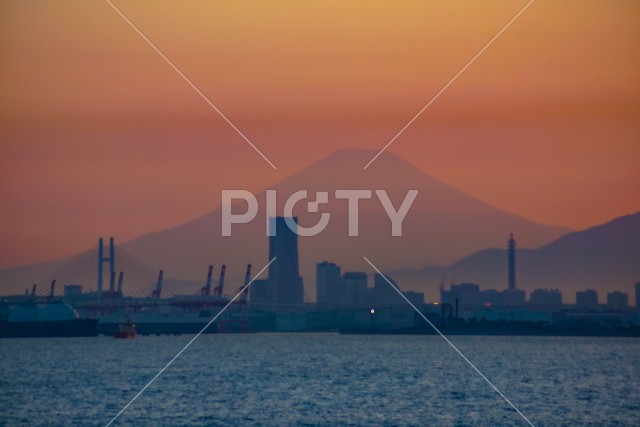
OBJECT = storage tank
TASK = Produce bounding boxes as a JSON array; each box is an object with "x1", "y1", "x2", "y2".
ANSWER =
[{"x1": 36, "y1": 302, "x2": 79, "y2": 322}]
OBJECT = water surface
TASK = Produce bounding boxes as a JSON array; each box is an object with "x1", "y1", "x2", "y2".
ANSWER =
[{"x1": 1, "y1": 334, "x2": 639, "y2": 426}]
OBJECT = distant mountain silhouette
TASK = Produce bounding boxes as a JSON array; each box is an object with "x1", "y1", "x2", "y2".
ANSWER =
[
  {"x1": 0, "y1": 150, "x2": 569, "y2": 297},
  {"x1": 390, "y1": 212, "x2": 640, "y2": 303}
]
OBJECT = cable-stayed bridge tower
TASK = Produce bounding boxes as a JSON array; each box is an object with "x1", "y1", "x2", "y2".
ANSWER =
[{"x1": 97, "y1": 237, "x2": 115, "y2": 298}]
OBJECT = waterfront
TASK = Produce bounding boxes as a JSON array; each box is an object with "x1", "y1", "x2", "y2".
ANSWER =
[{"x1": 1, "y1": 334, "x2": 639, "y2": 426}]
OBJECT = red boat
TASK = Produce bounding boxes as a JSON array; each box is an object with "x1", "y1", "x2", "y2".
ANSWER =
[{"x1": 113, "y1": 319, "x2": 137, "y2": 339}]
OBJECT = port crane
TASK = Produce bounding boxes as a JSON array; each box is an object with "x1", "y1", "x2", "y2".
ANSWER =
[
  {"x1": 201, "y1": 265, "x2": 214, "y2": 295},
  {"x1": 214, "y1": 265, "x2": 226, "y2": 297}
]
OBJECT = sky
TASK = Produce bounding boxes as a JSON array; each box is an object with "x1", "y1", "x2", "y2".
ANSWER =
[{"x1": 1, "y1": 0, "x2": 639, "y2": 269}]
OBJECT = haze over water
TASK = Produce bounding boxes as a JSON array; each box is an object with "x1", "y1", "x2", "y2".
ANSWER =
[{"x1": 1, "y1": 334, "x2": 639, "y2": 426}]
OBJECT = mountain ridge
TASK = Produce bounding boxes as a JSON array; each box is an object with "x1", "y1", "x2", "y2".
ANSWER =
[
  {"x1": 0, "y1": 149, "x2": 570, "y2": 296},
  {"x1": 389, "y1": 211, "x2": 640, "y2": 303}
]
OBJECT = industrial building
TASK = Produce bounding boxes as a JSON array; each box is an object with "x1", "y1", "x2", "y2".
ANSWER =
[
  {"x1": 316, "y1": 262, "x2": 341, "y2": 305},
  {"x1": 576, "y1": 289, "x2": 598, "y2": 309},
  {"x1": 315, "y1": 262, "x2": 424, "y2": 308},
  {"x1": 343, "y1": 272, "x2": 369, "y2": 306},
  {"x1": 607, "y1": 291, "x2": 629, "y2": 309},
  {"x1": 529, "y1": 289, "x2": 563, "y2": 307}
]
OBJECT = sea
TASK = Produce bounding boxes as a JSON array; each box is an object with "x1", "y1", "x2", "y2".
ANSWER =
[{"x1": 1, "y1": 334, "x2": 639, "y2": 426}]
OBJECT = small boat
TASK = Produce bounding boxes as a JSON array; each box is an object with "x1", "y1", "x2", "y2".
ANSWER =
[{"x1": 113, "y1": 319, "x2": 137, "y2": 339}]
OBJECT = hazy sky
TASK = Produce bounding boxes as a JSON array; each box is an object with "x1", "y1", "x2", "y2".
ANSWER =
[{"x1": 1, "y1": 0, "x2": 639, "y2": 268}]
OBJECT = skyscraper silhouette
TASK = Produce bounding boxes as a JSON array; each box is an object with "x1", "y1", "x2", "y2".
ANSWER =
[
  {"x1": 508, "y1": 233, "x2": 516, "y2": 291},
  {"x1": 502, "y1": 233, "x2": 525, "y2": 305},
  {"x1": 267, "y1": 217, "x2": 304, "y2": 305},
  {"x1": 316, "y1": 261, "x2": 341, "y2": 305}
]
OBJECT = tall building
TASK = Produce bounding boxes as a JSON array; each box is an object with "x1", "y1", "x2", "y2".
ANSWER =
[
  {"x1": 316, "y1": 262, "x2": 341, "y2": 305},
  {"x1": 374, "y1": 273, "x2": 404, "y2": 306},
  {"x1": 267, "y1": 217, "x2": 304, "y2": 305},
  {"x1": 607, "y1": 291, "x2": 628, "y2": 309},
  {"x1": 343, "y1": 272, "x2": 369, "y2": 306},
  {"x1": 576, "y1": 289, "x2": 598, "y2": 309},
  {"x1": 636, "y1": 282, "x2": 640, "y2": 309},
  {"x1": 508, "y1": 233, "x2": 516, "y2": 290},
  {"x1": 494, "y1": 233, "x2": 526, "y2": 306}
]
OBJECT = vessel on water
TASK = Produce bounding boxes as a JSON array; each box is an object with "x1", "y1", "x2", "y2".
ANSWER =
[
  {"x1": 0, "y1": 301, "x2": 98, "y2": 338},
  {"x1": 113, "y1": 318, "x2": 137, "y2": 339}
]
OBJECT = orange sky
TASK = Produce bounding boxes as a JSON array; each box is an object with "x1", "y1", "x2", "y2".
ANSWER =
[{"x1": 1, "y1": 0, "x2": 639, "y2": 268}]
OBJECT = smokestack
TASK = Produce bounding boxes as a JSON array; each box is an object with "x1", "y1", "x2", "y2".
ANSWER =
[
  {"x1": 97, "y1": 238, "x2": 104, "y2": 297},
  {"x1": 508, "y1": 233, "x2": 516, "y2": 290},
  {"x1": 205, "y1": 265, "x2": 213, "y2": 295},
  {"x1": 109, "y1": 237, "x2": 115, "y2": 285},
  {"x1": 155, "y1": 270, "x2": 164, "y2": 299},
  {"x1": 217, "y1": 265, "x2": 226, "y2": 297},
  {"x1": 243, "y1": 264, "x2": 252, "y2": 301},
  {"x1": 244, "y1": 264, "x2": 252, "y2": 285},
  {"x1": 117, "y1": 272, "x2": 124, "y2": 296}
]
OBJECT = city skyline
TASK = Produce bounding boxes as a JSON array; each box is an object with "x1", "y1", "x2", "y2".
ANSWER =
[
  {"x1": 5, "y1": 216, "x2": 637, "y2": 309},
  {"x1": 1, "y1": 212, "x2": 638, "y2": 308},
  {"x1": 2, "y1": 149, "x2": 638, "y2": 302},
  {"x1": 1, "y1": 1, "x2": 640, "y2": 268}
]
